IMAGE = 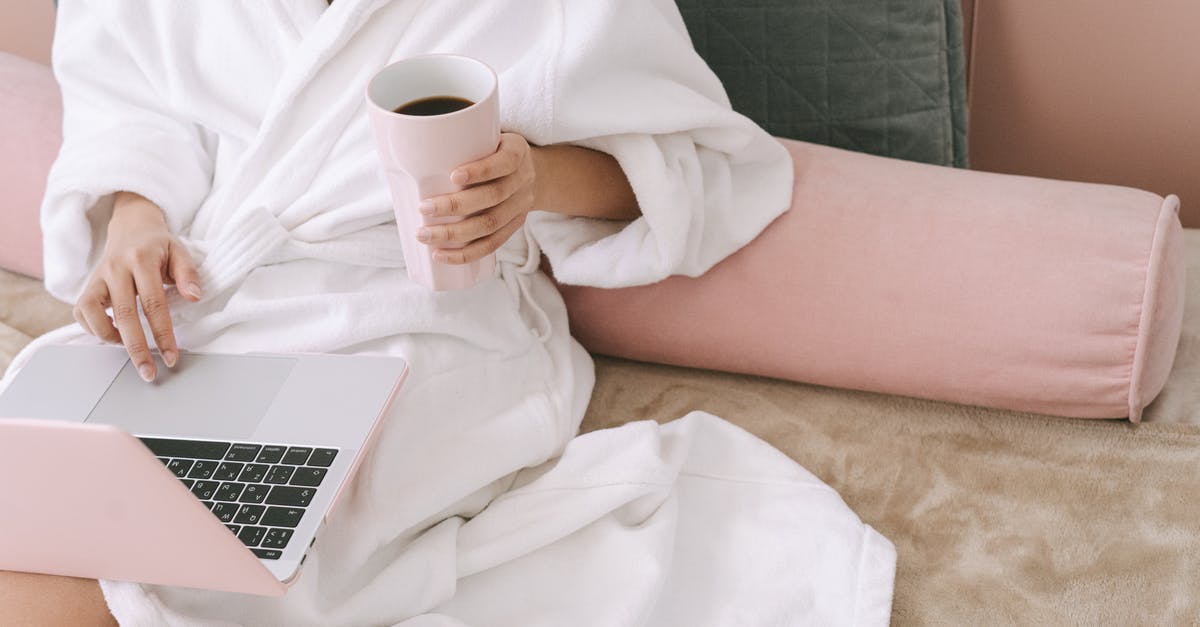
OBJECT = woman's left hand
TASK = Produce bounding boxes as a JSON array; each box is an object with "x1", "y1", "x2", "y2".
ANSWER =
[{"x1": 417, "y1": 132, "x2": 538, "y2": 264}]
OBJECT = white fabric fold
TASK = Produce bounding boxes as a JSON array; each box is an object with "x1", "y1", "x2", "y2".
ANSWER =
[
  {"x1": 17, "y1": 1, "x2": 895, "y2": 625},
  {"x1": 45, "y1": 1, "x2": 215, "y2": 240},
  {"x1": 524, "y1": 2, "x2": 794, "y2": 286}
]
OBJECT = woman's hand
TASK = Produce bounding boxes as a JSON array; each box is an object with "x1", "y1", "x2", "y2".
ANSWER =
[
  {"x1": 416, "y1": 132, "x2": 538, "y2": 265},
  {"x1": 73, "y1": 192, "x2": 202, "y2": 381}
]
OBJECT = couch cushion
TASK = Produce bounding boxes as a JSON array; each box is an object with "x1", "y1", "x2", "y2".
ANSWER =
[
  {"x1": 677, "y1": 0, "x2": 968, "y2": 167},
  {"x1": 0, "y1": 52, "x2": 60, "y2": 279},
  {"x1": 558, "y1": 139, "x2": 1186, "y2": 420}
]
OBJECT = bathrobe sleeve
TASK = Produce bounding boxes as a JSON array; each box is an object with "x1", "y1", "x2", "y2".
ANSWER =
[
  {"x1": 524, "y1": 0, "x2": 794, "y2": 288},
  {"x1": 41, "y1": 0, "x2": 213, "y2": 301}
]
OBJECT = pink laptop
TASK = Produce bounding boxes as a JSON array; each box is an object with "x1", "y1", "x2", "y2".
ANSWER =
[{"x1": 0, "y1": 344, "x2": 408, "y2": 596}]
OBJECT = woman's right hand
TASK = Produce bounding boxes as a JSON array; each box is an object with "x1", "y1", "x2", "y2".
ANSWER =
[{"x1": 73, "y1": 192, "x2": 202, "y2": 382}]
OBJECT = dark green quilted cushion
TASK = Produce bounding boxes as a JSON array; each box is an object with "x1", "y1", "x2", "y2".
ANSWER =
[{"x1": 677, "y1": 0, "x2": 968, "y2": 167}]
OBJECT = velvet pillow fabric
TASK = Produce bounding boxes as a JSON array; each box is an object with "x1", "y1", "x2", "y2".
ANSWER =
[
  {"x1": 0, "y1": 52, "x2": 60, "y2": 279},
  {"x1": 558, "y1": 139, "x2": 1185, "y2": 420}
]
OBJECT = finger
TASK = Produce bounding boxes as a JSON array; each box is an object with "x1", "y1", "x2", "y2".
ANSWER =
[
  {"x1": 76, "y1": 282, "x2": 120, "y2": 343},
  {"x1": 419, "y1": 173, "x2": 524, "y2": 220},
  {"x1": 132, "y1": 263, "x2": 178, "y2": 369},
  {"x1": 72, "y1": 307, "x2": 92, "y2": 335},
  {"x1": 449, "y1": 133, "x2": 526, "y2": 187},
  {"x1": 108, "y1": 276, "x2": 156, "y2": 382},
  {"x1": 434, "y1": 213, "x2": 526, "y2": 265},
  {"x1": 166, "y1": 241, "x2": 203, "y2": 301},
  {"x1": 420, "y1": 188, "x2": 531, "y2": 246}
]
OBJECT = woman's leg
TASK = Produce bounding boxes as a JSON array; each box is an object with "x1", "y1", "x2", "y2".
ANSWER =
[{"x1": 0, "y1": 571, "x2": 117, "y2": 626}]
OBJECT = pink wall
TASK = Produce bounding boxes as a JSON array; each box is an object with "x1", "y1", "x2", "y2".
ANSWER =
[
  {"x1": 968, "y1": 0, "x2": 1200, "y2": 227},
  {"x1": 0, "y1": 0, "x2": 55, "y2": 64}
]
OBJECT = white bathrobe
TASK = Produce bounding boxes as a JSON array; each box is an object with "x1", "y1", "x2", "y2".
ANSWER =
[{"x1": 13, "y1": 0, "x2": 897, "y2": 624}]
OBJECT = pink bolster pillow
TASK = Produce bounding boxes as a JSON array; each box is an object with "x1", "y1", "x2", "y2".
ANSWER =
[
  {"x1": 558, "y1": 139, "x2": 1186, "y2": 421},
  {"x1": 0, "y1": 52, "x2": 59, "y2": 279}
]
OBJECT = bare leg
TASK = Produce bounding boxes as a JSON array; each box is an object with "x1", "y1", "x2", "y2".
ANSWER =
[{"x1": 0, "y1": 571, "x2": 117, "y2": 626}]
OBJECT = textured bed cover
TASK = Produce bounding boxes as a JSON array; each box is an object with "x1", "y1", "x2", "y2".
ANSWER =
[{"x1": 2, "y1": 230, "x2": 1200, "y2": 624}]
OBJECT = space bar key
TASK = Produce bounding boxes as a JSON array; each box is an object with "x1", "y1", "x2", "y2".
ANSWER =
[{"x1": 139, "y1": 437, "x2": 232, "y2": 460}]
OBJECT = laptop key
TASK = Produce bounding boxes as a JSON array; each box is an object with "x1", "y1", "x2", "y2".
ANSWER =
[
  {"x1": 226, "y1": 524, "x2": 241, "y2": 535},
  {"x1": 181, "y1": 479, "x2": 196, "y2": 490},
  {"x1": 157, "y1": 457, "x2": 171, "y2": 465},
  {"x1": 252, "y1": 548, "x2": 282, "y2": 560},
  {"x1": 308, "y1": 449, "x2": 338, "y2": 467},
  {"x1": 261, "y1": 528, "x2": 293, "y2": 549},
  {"x1": 226, "y1": 444, "x2": 261, "y2": 462},
  {"x1": 265, "y1": 465, "x2": 295, "y2": 485},
  {"x1": 192, "y1": 481, "x2": 219, "y2": 501},
  {"x1": 238, "y1": 525, "x2": 267, "y2": 547},
  {"x1": 212, "y1": 502, "x2": 239, "y2": 523},
  {"x1": 238, "y1": 463, "x2": 269, "y2": 483},
  {"x1": 188, "y1": 460, "x2": 218, "y2": 480},
  {"x1": 267, "y1": 486, "x2": 315, "y2": 507},
  {"x1": 214, "y1": 462, "x2": 244, "y2": 481},
  {"x1": 235, "y1": 504, "x2": 266, "y2": 525},
  {"x1": 282, "y1": 447, "x2": 313, "y2": 466},
  {"x1": 166, "y1": 459, "x2": 194, "y2": 478},
  {"x1": 240, "y1": 484, "x2": 270, "y2": 504},
  {"x1": 202, "y1": 500, "x2": 216, "y2": 510},
  {"x1": 290, "y1": 467, "x2": 327, "y2": 488},
  {"x1": 257, "y1": 445, "x2": 286, "y2": 464},
  {"x1": 262, "y1": 507, "x2": 304, "y2": 528},
  {"x1": 140, "y1": 438, "x2": 230, "y2": 460},
  {"x1": 215, "y1": 482, "x2": 246, "y2": 502}
]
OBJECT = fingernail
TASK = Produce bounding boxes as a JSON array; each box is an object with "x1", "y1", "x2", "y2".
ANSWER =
[
  {"x1": 417, "y1": 228, "x2": 431, "y2": 242},
  {"x1": 419, "y1": 200, "x2": 435, "y2": 215},
  {"x1": 451, "y1": 170, "x2": 468, "y2": 186},
  {"x1": 186, "y1": 282, "x2": 203, "y2": 298},
  {"x1": 138, "y1": 363, "x2": 155, "y2": 382},
  {"x1": 163, "y1": 349, "x2": 178, "y2": 368},
  {"x1": 433, "y1": 252, "x2": 447, "y2": 263}
]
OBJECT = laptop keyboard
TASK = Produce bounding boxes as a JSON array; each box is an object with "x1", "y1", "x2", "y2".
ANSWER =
[{"x1": 139, "y1": 437, "x2": 339, "y2": 560}]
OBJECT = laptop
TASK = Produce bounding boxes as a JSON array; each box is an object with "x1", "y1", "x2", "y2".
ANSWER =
[{"x1": 0, "y1": 344, "x2": 408, "y2": 596}]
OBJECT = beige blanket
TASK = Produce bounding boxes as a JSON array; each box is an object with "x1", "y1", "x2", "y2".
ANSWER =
[
  {"x1": 583, "y1": 357, "x2": 1200, "y2": 624},
  {"x1": 3, "y1": 230, "x2": 1199, "y2": 623}
]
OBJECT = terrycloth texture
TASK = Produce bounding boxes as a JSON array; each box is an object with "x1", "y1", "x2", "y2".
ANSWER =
[
  {"x1": 677, "y1": 0, "x2": 970, "y2": 167},
  {"x1": 13, "y1": 1, "x2": 895, "y2": 625},
  {"x1": 5, "y1": 225, "x2": 1200, "y2": 623},
  {"x1": 560, "y1": 140, "x2": 1186, "y2": 420},
  {"x1": 42, "y1": 0, "x2": 793, "y2": 299},
  {"x1": 0, "y1": 51, "x2": 59, "y2": 278}
]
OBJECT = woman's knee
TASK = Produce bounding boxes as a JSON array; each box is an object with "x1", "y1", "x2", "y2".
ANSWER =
[{"x1": 0, "y1": 571, "x2": 117, "y2": 627}]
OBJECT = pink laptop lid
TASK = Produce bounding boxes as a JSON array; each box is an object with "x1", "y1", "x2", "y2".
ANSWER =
[{"x1": 0, "y1": 419, "x2": 288, "y2": 596}]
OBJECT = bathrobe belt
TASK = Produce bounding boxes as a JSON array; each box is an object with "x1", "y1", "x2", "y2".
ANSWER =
[{"x1": 173, "y1": 207, "x2": 553, "y2": 342}]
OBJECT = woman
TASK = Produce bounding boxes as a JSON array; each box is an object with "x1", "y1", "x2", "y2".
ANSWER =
[{"x1": 1, "y1": 1, "x2": 895, "y2": 625}]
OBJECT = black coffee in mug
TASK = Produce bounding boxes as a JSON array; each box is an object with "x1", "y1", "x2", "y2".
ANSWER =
[{"x1": 393, "y1": 96, "x2": 474, "y2": 116}]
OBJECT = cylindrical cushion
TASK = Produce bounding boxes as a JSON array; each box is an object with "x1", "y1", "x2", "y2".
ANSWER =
[
  {"x1": 0, "y1": 51, "x2": 59, "y2": 279},
  {"x1": 557, "y1": 139, "x2": 1186, "y2": 421}
]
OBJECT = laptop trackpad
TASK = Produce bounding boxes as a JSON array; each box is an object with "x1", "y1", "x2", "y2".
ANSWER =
[{"x1": 86, "y1": 354, "x2": 296, "y2": 440}]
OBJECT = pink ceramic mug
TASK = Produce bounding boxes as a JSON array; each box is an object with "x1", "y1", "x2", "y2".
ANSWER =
[{"x1": 366, "y1": 55, "x2": 500, "y2": 291}]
